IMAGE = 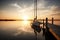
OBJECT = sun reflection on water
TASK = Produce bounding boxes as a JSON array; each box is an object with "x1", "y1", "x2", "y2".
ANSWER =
[{"x1": 23, "y1": 21, "x2": 28, "y2": 24}]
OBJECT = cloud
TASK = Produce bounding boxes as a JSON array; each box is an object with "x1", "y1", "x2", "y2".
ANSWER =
[
  {"x1": 11, "y1": 3, "x2": 22, "y2": 9},
  {"x1": 0, "y1": 0, "x2": 60, "y2": 19},
  {"x1": 51, "y1": 6, "x2": 60, "y2": 13},
  {"x1": 51, "y1": 13, "x2": 60, "y2": 16},
  {"x1": 50, "y1": 6, "x2": 60, "y2": 15},
  {"x1": 44, "y1": 0, "x2": 60, "y2": 7},
  {"x1": 46, "y1": 5, "x2": 60, "y2": 19}
]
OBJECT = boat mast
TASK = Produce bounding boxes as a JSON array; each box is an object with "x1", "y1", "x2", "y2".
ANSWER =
[{"x1": 34, "y1": 0, "x2": 37, "y2": 19}]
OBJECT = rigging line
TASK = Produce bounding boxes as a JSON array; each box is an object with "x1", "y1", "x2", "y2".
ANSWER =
[
  {"x1": 36, "y1": 0, "x2": 37, "y2": 19},
  {"x1": 34, "y1": 0, "x2": 35, "y2": 18},
  {"x1": 34, "y1": 0, "x2": 37, "y2": 19}
]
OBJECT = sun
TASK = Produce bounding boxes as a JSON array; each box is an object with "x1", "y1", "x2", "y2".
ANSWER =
[{"x1": 23, "y1": 15, "x2": 28, "y2": 21}]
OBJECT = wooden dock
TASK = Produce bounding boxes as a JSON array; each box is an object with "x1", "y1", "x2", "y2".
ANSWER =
[{"x1": 43, "y1": 18, "x2": 60, "y2": 40}]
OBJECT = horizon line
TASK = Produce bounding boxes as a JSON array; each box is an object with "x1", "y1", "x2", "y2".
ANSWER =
[{"x1": 0, "y1": 19, "x2": 60, "y2": 21}]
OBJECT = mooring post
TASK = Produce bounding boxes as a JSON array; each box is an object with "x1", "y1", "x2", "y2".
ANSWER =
[
  {"x1": 52, "y1": 17, "x2": 54, "y2": 25},
  {"x1": 46, "y1": 18, "x2": 48, "y2": 28},
  {"x1": 43, "y1": 19, "x2": 46, "y2": 36},
  {"x1": 46, "y1": 18, "x2": 49, "y2": 30},
  {"x1": 43, "y1": 19, "x2": 44, "y2": 28}
]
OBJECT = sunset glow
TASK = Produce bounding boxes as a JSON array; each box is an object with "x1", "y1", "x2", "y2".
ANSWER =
[
  {"x1": 22, "y1": 15, "x2": 28, "y2": 21},
  {"x1": 0, "y1": 0, "x2": 60, "y2": 19}
]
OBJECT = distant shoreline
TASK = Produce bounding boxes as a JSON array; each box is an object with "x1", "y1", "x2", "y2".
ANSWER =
[{"x1": 0, "y1": 19, "x2": 60, "y2": 21}]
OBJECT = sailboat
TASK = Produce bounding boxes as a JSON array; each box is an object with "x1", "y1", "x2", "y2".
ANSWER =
[
  {"x1": 31, "y1": 0, "x2": 41, "y2": 40},
  {"x1": 31, "y1": 0, "x2": 41, "y2": 32}
]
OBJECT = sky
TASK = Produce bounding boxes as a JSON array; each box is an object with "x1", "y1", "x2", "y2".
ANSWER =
[{"x1": 0, "y1": 0, "x2": 60, "y2": 19}]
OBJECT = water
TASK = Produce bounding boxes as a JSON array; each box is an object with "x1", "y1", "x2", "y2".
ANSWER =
[
  {"x1": 0, "y1": 21, "x2": 33, "y2": 36},
  {"x1": 0, "y1": 21, "x2": 36, "y2": 40},
  {"x1": 0, "y1": 21, "x2": 60, "y2": 40},
  {"x1": 48, "y1": 21, "x2": 60, "y2": 25}
]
